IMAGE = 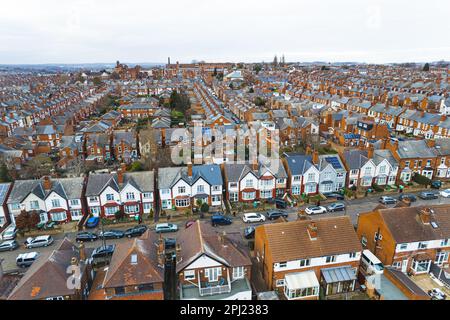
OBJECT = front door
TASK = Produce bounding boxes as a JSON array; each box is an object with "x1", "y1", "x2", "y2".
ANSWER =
[{"x1": 401, "y1": 259, "x2": 408, "y2": 273}]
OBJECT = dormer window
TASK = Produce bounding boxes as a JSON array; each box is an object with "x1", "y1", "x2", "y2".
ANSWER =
[{"x1": 418, "y1": 242, "x2": 428, "y2": 249}]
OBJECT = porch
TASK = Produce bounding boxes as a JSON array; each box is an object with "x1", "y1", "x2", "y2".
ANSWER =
[{"x1": 321, "y1": 265, "x2": 357, "y2": 297}]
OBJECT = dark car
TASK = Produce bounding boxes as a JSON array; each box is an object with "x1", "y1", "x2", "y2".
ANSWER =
[
  {"x1": 91, "y1": 245, "x2": 116, "y2": 267},
  {"x1": 398, "y1": 194, "x2": 417, "y2": 202},
  {"x1": 274, "y1": 199, "x2": 288, "y2": 209},
  {"x1": 244, "y1": 227, "x2": 255, "y2": 240},
  {"x1": 91, "y1": 245, "x2": 116, "y2": 260},
  {"x1": 268, "y1": 198, "x2": 288, "y2": 209},
  {"x1": 124, "y1": 225, "x2": 148, "y2": 238},
  {"x1": 99, "y1": 230, "x2": 125, "y2": 240},
  {"x1": 431, "y1": 181, "x2": 442, "y2": 189},
  {"x1": 419, "y1": 191, "x2": 439, "y2": 200},
  {"x1": 86, "y1": 217, "x2": 100, "y2": 229},
  {"x1": 266, "y1": 210, "x2": 288, "y2": 220},
  {"x1": 211, "y1": 215, "x2": 232, "y2": 227},
  {"x1": 324, "y1": 193, "x2": 345, "y2": 201},
  {"x1": 76, "y1": 232, "x2": 98, "y2": 242},
  {"x1": 326, "y1": 202, "x2": 346, "y2": 212}
]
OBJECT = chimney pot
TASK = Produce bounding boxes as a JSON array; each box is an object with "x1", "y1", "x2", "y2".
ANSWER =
[
  {"x1": 71, "y1": 257, "x2": 78, "y2": 266},
  {"x1": 419, "y1": 208, "x2": 432, "y2": 225},
  {"x1": 312, "y1": 150, "x2": 319, "y2": 165},
  {"x1": 307, "y1": 222, "x2": 318, "y2": 240},
  {"x1": 188, "y1": 162, "x2": 193, "y2": 177},
  {"x1": 43, "y1": 176, "x2": 52, "y2": 190},
  {"x1": 79, "y1": 242, "x2": 86, "y2": 261}
]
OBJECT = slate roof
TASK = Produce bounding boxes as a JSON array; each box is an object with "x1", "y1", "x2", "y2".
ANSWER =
[
  {"x1": 158, "y1": 164, "x2": 223, "y2": 189},
  {"x1": 396, "y1": 140, "x2": 437, "y2": 159},
  {"x1": 343, "y1": 149, "x2": 369, "y2": 170},
  {"x1": 7, "y1": 177, "x2": 84, "y2": 204},
  {"x1": 85, "y1": 171, "x2": 155, "y2": 196},
  {"x1": 284, "y1": 154, "x2": 314, "y2": 176}
]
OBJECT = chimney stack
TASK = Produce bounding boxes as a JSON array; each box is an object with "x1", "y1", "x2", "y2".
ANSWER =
[
  {"x1": 368, "y1": 144, "x2": 374, "y2": 159},
  {"x1": 79, "y1": 242, "x2": 86, "y2": 261},
  {"x1": 43, "y1": 176, "x2": 52, "y2": 191},
  {"x1": 307, "y1": 222, "x2": 318, "y2": 240},
  {"x1": 419, "y1": 208, "x2": 433, "y2": 225},
  {"x1": 157, "y1": 234, "x2": 165, "y2": 266},
  {"x1": 118, "y1": 163, "x2": 126, "y2": 184},
  {"x1": 187, "y1": 162, "x2": 193, "y2": 177},
  {"x1": 312, "y1": 150, "x2": 319, "y2": 165},
  {"x1": 252, "y1": 160, "x2": 259, "y2": 171}
]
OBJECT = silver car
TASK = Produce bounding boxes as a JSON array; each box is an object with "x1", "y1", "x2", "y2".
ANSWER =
[
  {"x1": 25, "y1": 235, "x2": 54, "y2": 249},
  {"x1": 1, "y1": 225, "x2": 17, "y2": 241},
  {"x1": 0, "y1": 240, "x2": 19, "y2": 252}
]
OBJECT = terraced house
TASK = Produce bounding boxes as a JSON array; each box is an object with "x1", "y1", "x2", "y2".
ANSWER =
[
  {"x1": 158, "y1": 163, "x2": 223, "y2": 211},
  {"x1": 223, "y1": 159, "x2": 287, "y2": 203},
  {"x1": 384, "y1": 139, "x2": 437, "y2": 182},
  {"x1": 85, "y1": 166, "x2": 155, "y2": 218},
  {"x1": 6, "y1": 176, "x2": 85, "y2": 224},
  {"x1": 343, "y1": 146, "x2": 398, "y2": 188},
  {"x1": 283, "y1": 153, "x2": 320, "y2": 196}
]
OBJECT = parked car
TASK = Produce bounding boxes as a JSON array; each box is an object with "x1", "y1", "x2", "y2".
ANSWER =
[
  {"x1": 266, "y1": 210, "x2": 288, "y2": 220},
  {"x1": 155, "y1": 223, "x2": 178, "y2": 233},
  {"x1": 398, "y1": 194, "x2": 417, "y2": 202},
  {"x1": 274, "y1": 198, "x2": 288, "y2": 209},
  {"x1": 379, "y1": 196, "x2": 397, "y2": 205},
  {"x1": 419, "y1": 191, "x2": 439, "y2": 200},
  {"x1": 428, "y1": 288, "x2": 447, "y2": 300},
  {"x1": 431, "y1": 180, "x2": 442, "y2": 189},
  {"x1": 185, "y1": 220, "x2": 196, "y2": 229},
  {"x1": 440, "y1": 189, "x2": 450, "y2": 198},
  {"x1": 24, "y1": 235, "x2": 54, "y2": 249},
  {"x1": 211, "y1": 215, "x2": 232, "y2": 226},
  {"x1": 91, "y1": 245, "x2": 116, "y2": 260},
  {"x1": 124, "y1": 225, "x2": 148, "y2": 238},
  {"x1": 1, "y1": 225, "x2": 17, "y2": 241},
  {"x1": 243, "y1": 213, "x2": 266, "y2": 223},
  {"x1": 76, "y1": 232, "x2": 98, "y2": 242},
  {"x1": 16, "y1": 252, "x2": 40, "y2": 268},
  {"x1": 305, "y1": 206, "x2": 327, "y2": 215},
  {"x1": 244, "y1": 227, "x2": 255, "y2": 240},
  {"x1": 324, "y1": 193, "x2": 345, "y2": 201},
  {"x1": 86, "y1": 217, "x2": 100, "y2": 229},
  {"x1": 326, "y1": 202, "x2": 346, "y2": 212},
  {"x1": 0, "y1": 240, "x2": 19, "y2": 252},
  {"x1": 99, "y1": 230, "x2": 125, "y2": 240}
]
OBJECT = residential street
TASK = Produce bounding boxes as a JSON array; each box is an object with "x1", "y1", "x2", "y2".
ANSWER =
[{"x1": 2, "y1": 191, "x2": 450, "y2": 273}]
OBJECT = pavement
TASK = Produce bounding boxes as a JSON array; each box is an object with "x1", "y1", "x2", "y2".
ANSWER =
[{"x1": 1, "y1": 190, "x2": 450, "y2": 273}]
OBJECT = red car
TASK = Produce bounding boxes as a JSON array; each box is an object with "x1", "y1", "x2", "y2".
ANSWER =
[{"x1": 185, "y1": 220, "x2": 196, "y2": 229}]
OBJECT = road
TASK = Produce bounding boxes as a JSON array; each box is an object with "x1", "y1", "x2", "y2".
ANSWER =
[{"x1": 1, "y1": 191, "x2": 449, "y2": 272}]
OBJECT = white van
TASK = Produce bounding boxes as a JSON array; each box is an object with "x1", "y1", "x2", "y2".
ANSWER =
[{"x1": 361, "y1": 250, "x2": 384, "y2": 275}]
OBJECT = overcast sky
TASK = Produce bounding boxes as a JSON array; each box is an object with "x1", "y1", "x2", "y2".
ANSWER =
[{"x1": 0, "y1": 0, "x2": 449, "y2": 64}]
